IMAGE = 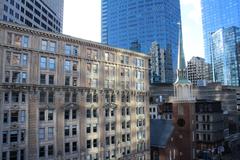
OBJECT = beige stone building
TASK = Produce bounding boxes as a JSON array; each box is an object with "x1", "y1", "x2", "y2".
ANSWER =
[{"x1": 0, "y1": 21, "x2": 150, "y2": 160}]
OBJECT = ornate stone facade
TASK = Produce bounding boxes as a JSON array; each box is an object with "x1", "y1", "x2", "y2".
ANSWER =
[{"x1": 0, "y1": 21, "x2": 150, "y2": 160}]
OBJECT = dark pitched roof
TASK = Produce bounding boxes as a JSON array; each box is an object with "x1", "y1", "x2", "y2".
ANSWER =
[{"x1": 150, "y1": 119, "x2": 174, "y2": 148}]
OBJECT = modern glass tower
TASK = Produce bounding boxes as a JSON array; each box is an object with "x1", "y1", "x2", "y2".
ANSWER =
[
  {"x1": 0, "y1": 0, "x2": 64, "y2": 32},
  {"x1": 101, "y1": 0, "x2": 181, "y2": 76},
  {"x1": 211, "y1": 27, "x2": 240, "y2": 86},
  {"x1": 201, "y1": 0, "x2": 240, "y2": 63}
]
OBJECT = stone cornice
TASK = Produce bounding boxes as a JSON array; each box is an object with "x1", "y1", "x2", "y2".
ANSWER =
[{"x1": 0, "y1": 21, "x2": 150, "y2": 59}]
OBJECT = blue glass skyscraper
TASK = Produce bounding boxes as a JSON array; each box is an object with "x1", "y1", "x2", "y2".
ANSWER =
[
  {"x1": 101, "y1": 0, "x2": 181, "y2": 76},
  {"x1": 211, "y1": 27, "x2": 240, "y2": 86},
  {"x1": 201, "y1": 0, "x2": 240, "y2": 63}
]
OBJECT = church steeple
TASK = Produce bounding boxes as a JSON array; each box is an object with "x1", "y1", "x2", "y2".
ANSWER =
[
  {"x1": 175, "y1": 23, "x2": 191, "y2": 85},
  {"x1": 171, "y1": 23, "x2": 195, "y2": 101}
]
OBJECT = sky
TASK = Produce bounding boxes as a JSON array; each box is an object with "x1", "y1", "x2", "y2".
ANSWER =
[{"x1": 63, "y1": 0, "x2": 204, "y2": 61}]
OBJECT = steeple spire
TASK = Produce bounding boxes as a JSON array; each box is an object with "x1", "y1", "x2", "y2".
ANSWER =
[
  {"x1": 170, "y1": 22, "x2": 195, "y2": 102},
  {"x1": 177, "y1": 23, "x2": 186, "y2": 70},
  {"x1": 175, "y1": 23, "x2": 191, "y2": 84}
]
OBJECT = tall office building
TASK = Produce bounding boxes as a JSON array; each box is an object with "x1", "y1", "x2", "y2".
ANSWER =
[
  {"x1": 0, "y1": 0, "x2": 63, "y2": 32},
  {"x1": 187, "y1": 56, "x2": 212, "y2": 86},
  {"x1": 101, "y1": 0, "x2": 181, "y2": 76},
  {"x1": 201, "y1": 0, "x2": 240, "y2": 63},
  {"x1": 0, "y1": 21, "x2": 150, "y2": 160},
  {"x1": 149, "y1": 41, "x2": 173, "y2": 84},
  {"x1": 211, "y1": 27, "x2": 240, "y2": 86}
]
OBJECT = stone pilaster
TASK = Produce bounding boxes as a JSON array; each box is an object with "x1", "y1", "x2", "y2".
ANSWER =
[
  {"x1": 28, "y1": 91, "x2": 38, "y2": 159},
  {"x1": 55, "y1": 91, "x2": 65, "y2": 160}
]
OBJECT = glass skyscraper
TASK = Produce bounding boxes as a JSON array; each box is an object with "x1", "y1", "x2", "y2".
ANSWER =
[
  {"x1": 101, "y1": 0, "x2": 181, "y2": 75},
  {"x1": 211, "y1": 27, "x2": 240, "y2": 86},
  {"x1": 201, "y1": 0, "x2": 240, "y2": 63},
  {"x1": 0, "y1": 0, "x2": 64, "y2": 32}
]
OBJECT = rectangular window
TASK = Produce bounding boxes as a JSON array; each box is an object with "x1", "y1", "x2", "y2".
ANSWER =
[
  {"x1": 3, "y1": 131, "x2": 8, "y2": 143},
  {"x1": 5, "y1": 71, "x2": 10, "y2": 82},
  {"x1": 40, "y1": 74, "x2": 46, "y2": 84},
  {"x1": 39, "y1": 128, "x2": 45, "y2": 140},
  {"x1": 93, "y1": 139, "x2": 98, "y2": 147},
  {"x1": 73, "y1": 77, "x2": 77, "y2": 86},
  {"x1": 12, "y1": 71, "x2": 21, "y2": 83},
  {"x1": 93, "y1": 124, "x2": 97, "y2": 132},
  {"x1": 2, "y1": 152, "x2": 7, "y2": 160},
  {"x1": 86, "y1": 109, "x2": 91, "y2": 118},
  {"x1": 22, "y1": 36, "x2": 29, "y2": 47},
  {"x1": 72, "y1": 125, "x2": 77, "y2": 135},
  {"x1": 86, "y1": 124, "x2": 91, "y2": 133},
  {"x1": 12, "y1": 53, "x2": 21, "y2": 65},
  {"x1": 39, "y1": 146, "x2": 45, "y2": 157},
  {"x1": 48, "y1": 127, "x2": 54, "y2": 139},
  {"x1": 64, "y1": 60, "x2": 71, "y2": 71},
  {"x1": 72, "y1": 142, "x2": 77, "y2": 152},
  {"x1": 65, "y1": 44, "x2": 71, "y2": 55},
  {"x1": 11, "y1": 111, "x2": 18, "y2": 122},
  {"x1": 21, "y1": 54, "x2": 28, "y2": 65},
  {"x1": 65, "y1": 92, "x2": 70, "y2": 103},
  {"x1": 65, "y1": 143, "x2": 70, "y2": 153},
  {"x1": 48, "y1": 110, "x2": 53, "y2": 120},
  {"x1": 49, "y1": 75, "x2": 54, "y2": 84},
  {"x1": 72, "y1": 93, "x2": 77, "y2": 103},
  {"x1": 73, "y1": 61, "x2": 78, "y2": 71},
  {"x1": 65, "y1": 110, "x2": 70, "y2": 120},
  {"x1": 48, "y1": 145, "x2": 54, "y2": 156},
  {"x1": 41, "y1": 40, "x2": 47, "y2": 50},
  {"x1": 20, "y1": 110, "x2": 25, "y2": 123},
  {"x1": 10, "y1": 130, "x2": 18, "y2": 142},
  {"x1": 15, "y1": 34, "x2": 22, "y2": 46},
  {"x1": 4, "y1": 92, "x2": 9, "y2": 103},
  {"x1": 48, "y1": 92, "x2": 54, "y2": 103},
  {"x1": 21, "y1": 72, "x2": 27, "y2": 83},
  {"x1": 40, "y1": 91, "x2": 46, "y2": 103},
  {"x1": 40, "y1": 57, "x2": 47, "y2": 69},
  {"x1": 87, "y1": 140, "x2": 91, "y2": 149},
  {"x1": 49, "y1": 41, "x2": 56, "y2": 52},
  {"x1": 10, "y1": 151, "x2": 18, "y2": 160},
  {"x1": 73, "y1": 46, "x2": 78, "y2": 56},
  {"x1": 7, "y1": 32, "x2": 12, "y2": 44},
  {"x1": 12, "y1": 91, "x2": 19, "y2": 102},
  {"x1": 39, "y1": 110, "x2": 45, "y2": 121},
  {"x1": 65, "y1": 76, "x2": 70, "y2": 86},
  {"x1": 48, "y1": 58, "x2": 55, "y2": 70},
  {"x1": 20, "y1": 130, "x2": 25, "y2": 142},
  {"x1": 3, "y1": 112, "x2": 8, "y2": 123},
  {"x1": 72, "y1": 109, "x2": 77, "y2": 119},
  {"x1": 93, "y1": 108, "x2": 98, "y2": 118},
  {"x1": 65, "y1": 126, "x2": 70, "y2": 136}
]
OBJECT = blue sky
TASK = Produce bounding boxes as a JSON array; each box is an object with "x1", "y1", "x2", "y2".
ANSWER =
[{"x1": 63, "y1": 0, "x2": 204, "y2": 61}]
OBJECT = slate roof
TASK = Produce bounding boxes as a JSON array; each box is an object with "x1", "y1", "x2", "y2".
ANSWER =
[{"x1": 150, "y1": 119, "x2": 174, "y2": 148}]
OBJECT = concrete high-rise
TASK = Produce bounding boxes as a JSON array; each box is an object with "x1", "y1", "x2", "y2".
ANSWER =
[
  {"x1": 0, "y1": 0, "x2": 63, "y2": 32},
  {"x1": 187, "y1": 56, "x2": 212, "y2": 86},
  {"x1": 101, "y1": 0, "x2": 181, "y2": 76},
  {"x1": 0, "y1": 21, "x2": 150, "y2": 160},
  {"x1": 149, "y1": 41, "x2": 173, "y2": 84},
  {"x1": 201, "y1": 0, "x2": 240, "y2": 63}
]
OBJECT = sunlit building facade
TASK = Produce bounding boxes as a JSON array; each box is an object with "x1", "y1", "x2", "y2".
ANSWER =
[
  {"x1": 0, "y1": 21, "x2": 150, "y2": 160},
  {"x1": 211, "y1": 26, "x2": 240, "y2": 86},
  {"x1": 201, "y1": 0, "x2": 240, "y2": 63}
]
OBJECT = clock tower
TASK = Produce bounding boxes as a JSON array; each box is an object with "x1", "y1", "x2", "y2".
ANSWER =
[{"x1": 169, "y1": 24, "x2": 196, "y2": 160}]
